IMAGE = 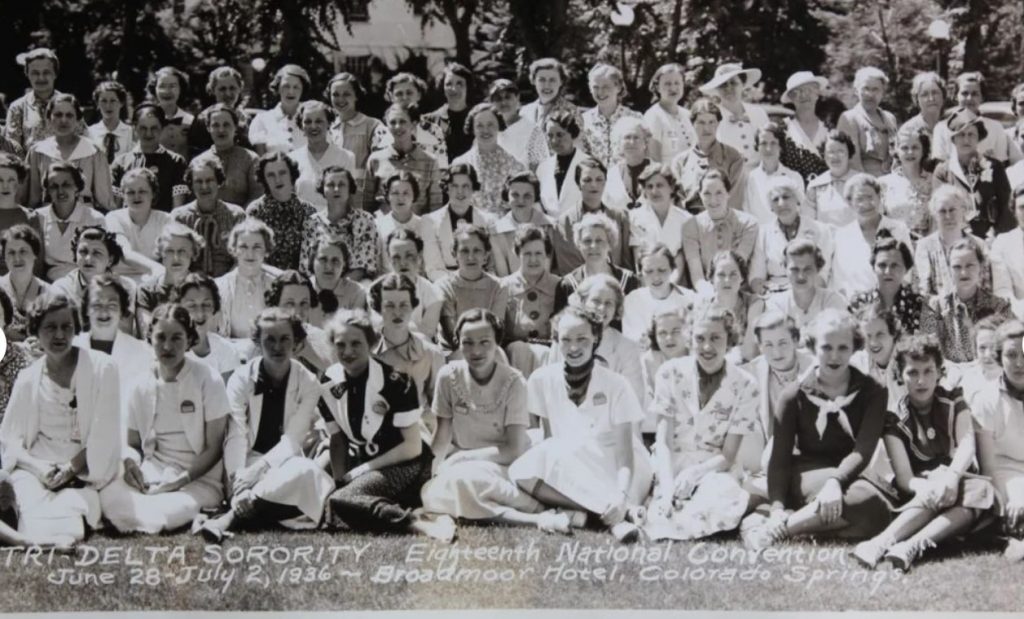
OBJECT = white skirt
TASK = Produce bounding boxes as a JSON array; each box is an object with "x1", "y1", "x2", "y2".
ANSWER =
[
  {"x1": 509, "y1": 435, "x2": 653, "y2": 514},
  {"x1": 421, "y1": 460, "x2": 544, "y2": 520}
]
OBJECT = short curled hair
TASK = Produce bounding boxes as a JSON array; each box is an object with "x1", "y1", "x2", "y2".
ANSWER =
[
  {"x1": 269, "y1": 64, "x2": 311, "y2": 96},
  {"x1": 73, "y1": 225, "x2": 123, "y2": 267},
  {"x1": 251, "y1": 306, "x2": 307, "y2": 348},
  {"x1": 440, "y1": 62, "x2": 474, "y2": 95},
  {"x1": 383, "y1": 170, "x2": 421, "y2": 203},
  {"x1": 528, "y1": 58, "x2": 568, "y2": 84},
  {"x1": 572, "y1": 273, "x2": 624, "y2": 322},
  {"x1": 134, "y1": 102, "x2": 167, "y2": 126},
  {"x1": 783, "y1": 237, "x2": 826, "y2": 271},
  {"x1": 928, "y1": 184, "x2": 970, "y2": 217},
  {"x1": 843, "y1": 172, "x2": 882, "y2": 202},
  {"x1": 544, "y1": 110, "x2": 581, "y2": 138},
  {"x1": 956, "y1": 71, "x2": 984, "y2": 93},
  {"x1": 588, "y1": 63, "x2": 625, "y2": 97},
  {"x1": 81, "y1": 273, "x2": 131, "y2": 330},
  {"x1": 316, "y1": 165, "x2": 357, "y2": 199},
  {"x1": 501, "y1": 171, "x2": 541, "y2": 203},
  {"x1": 325, "y1": 308, "x2": 379, "y2": 348},
  {"x1": 44, "y1": 162, "x2": 85, "y2": 193},
  {"x1": 453, "y1": 223, "x2": 491, "y2": 254},
  {"x1": 574, "y1": 156, "x2": 607, "y2": 185},
  {"x1": 297, "y1": 100, "x2": 336, "y2": 128},
  {"x1": 27, "y1": 292, "x2": 81, "y2": 337},
  {"x1": 754, "y1": 121, "x2": 787, "y2": 150},
  {"x1": 256, "y1": 151, "x2": 301, "y2": 194},
  {"x1": 324, "y1": 72, "x2": 364, "y2": 102},
  {"x1": 708, "y1": 250, "x2": 748, "y2": 283},
  {"x1": 894, "y1": 333, "x2": 944, "y2": 376},
  {"x1": 753, "y1": 310, "x2": 800, "y2": 343},
  {"x1": 826, "y1": 129, "x2": 856, "y2": 157},
  {"x1": 911, "y1": 72, "x2": 946, "y2": 103},
  {"x1": 803, "y1": 308, "x2": 865, "y2": 352},
  {"x1": 370, "y1": 273, "x2": 419, "y2": 312},
  {"x1": 1, "y1": 223, "x2": 42, "y2": 258},
  {"x1": 454, "y1": 308, "x2": 502, "y2": 348},
  {"x1": 765, "y1": 174, "x2": 805, "y2": 205},
  {"x1": 146, "y1": 66, "x2": 190, "y2": 100},
  {"x1": 646, "y1": 305, "x2": 690, "y2": 352},
  {"x1": 184, "y1": 155, "x2": 226, "y2": 187},
  {"x1": 149, "y1": 303, "x2": 200, "y2": 349},
  {"x1": 385, "y1": 72, "x2": 428, "y2": 101},
  {"x1": 638, "y1": 163, "x2": 682, "y2": 203},
  {"x1": 648, "y1": 63, "x2": 686, "y2": 102},
  {"x1": 871, "y1": 232, "x2": 914, "y2": 271},
  {"x1": 177, "y1": 272, "x2": 222, "y2": 315},
  {"x1": 386, "y1": 227, "x2": 424, "y2": 255},
  {"x1": 689, "y1": 304, "x2": 741, "y2": 348},
  {"x1": 464, "y1": 102, "x2": 506, "y2": 138},
  {"x1": 442, "y1": 163, "x2": 481, "y2": 192},
  {"x1": 205, "y1": 66, "x2": 244, "y2": 98},
  {"x1": 200, "y1": 102, "x2": 241, "y2": 130},
  {"x1": 121, "y1": 167, "x2": 160, "y2": 198},
  {"x1": 994, "y1": 319, "x2": 1024, "y2": 357},
  {"x1": 551, "y1": 303, "x2": 604, "y2": 350},
  {"x1": 512, "y1": 224, "x2": 552, "y2": 256},
  {"x1": 948, "y1": 237, "x2": 987, "y2": 267},
  {"x1": 854, "y1": 302, "x2": 901, "y2": 341},
  {"x1": 854, "y1": 66, "x2": 889, "y2": 90},
  {"x1": 155, "y1": 222, "x2": 205, "y2": 265},
  {"x1": 636, "y1": 242, "x2": 676, "y2": 271},
  {"x1": 19, "y1": 48, "x2": 60, "y2": 74},
  {"x1": 266, "y1": 269, "x2": 319, "y2": 309},
  {"x1": 306, "y1": 233, "x2": 351, "y2": 276},
  {"x1": 384, "y1": 102, "x2": 421, "y2": 124},
  {"x1": 611, "y1": 117, "x2": 651, "y2": 158},
  {"x1": 0, "y1": 153, "x2": 28, "y2": 183},
  {"x1": 228, "y1": 218, "x2": 275, "y2": 255},
  {"x1": 689, "y1": 98, "x2": 722, "y2": 122},
  {"x1": 45, "y1": 93, "x2": 82, "y2": 120},
  {"x1": 572, "y1": 211, "x2": 619, "y2": 252},
  {"x1": 92, "y1": 81, "x2": 130, "y2": 119},
  {"x1": 698, "y1": 168, "x2": 732, "y2": 193}
]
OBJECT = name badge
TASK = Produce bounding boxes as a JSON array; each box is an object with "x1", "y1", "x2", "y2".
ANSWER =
[
  {"x1": 592, "y1": 393, "x2": 607, "y2": 406},
  {"x1": 180, "y1": 400, "x2": 196, "y2": 414}
]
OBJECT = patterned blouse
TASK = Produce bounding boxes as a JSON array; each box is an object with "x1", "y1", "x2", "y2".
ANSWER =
[
  {"x1": 922, "y1": 289, "x2": 1012, "y2": 363},
  {"x1": 452, "y1": 146, "x2": 525, "y2": 217},
  {"x1": 169, "y1": 200, "x2": 247, "y2": 277},
  {"x1": 0, "y1": 344, "x2": 33, "y2": 423},
  {"x1": 245, "y1": 194, "x2": 318, "y2": 270},
  {"x1": 581, "y1": 105, "x2": 641, "y2": 167},
  {"x1": 847, "y1": 285, "x2": 929, "y2": 335},
  {"x1": 5, "y1": 91, "x2": 57, "y2": 152},
  {"x1": 299, "y1": 208, "x2": 382, "y2": 278},
  {"x1": 880, "y1": 168, "x2": 934, "y2": 239}
]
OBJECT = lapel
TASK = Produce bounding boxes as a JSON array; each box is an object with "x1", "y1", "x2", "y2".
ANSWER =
[
  {"x1": 948, "y1": 154, "x2": 976, "y2": 189},
  {"x1": 75, "y1": 349, "x2": 95, "y2": 441},
  {"x1": 559, "y1": 149, "x2": 584, "y2": 204},
  {"x1": 245, "y1": 358, "x2": 303, "y2": 448},
  {"x1": 325, "y1": 360, "x2": 387, "y2": 443}
]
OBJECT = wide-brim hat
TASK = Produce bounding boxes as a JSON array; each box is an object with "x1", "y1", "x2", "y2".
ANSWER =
[
  {"x1": 699, "y1": 63, "x2": 761, "y2": 95},
  {"x1": 781, "y1": 71, "x2": 828, "y2": 104},
  {"x1": 947, "y1": 107, "x2": 988, "y2": 142}
]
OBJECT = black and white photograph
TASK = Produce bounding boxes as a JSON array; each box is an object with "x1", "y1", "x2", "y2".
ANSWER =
[{"x1": 0, "y1": 0, "x2": 1022, "y2": 614}]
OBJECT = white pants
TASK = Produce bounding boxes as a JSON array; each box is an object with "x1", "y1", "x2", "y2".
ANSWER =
[
  {"x1": 246, "y1": 453, "x2": 334, "y2": 524},
  {"x1": 12, "y1": 469, "x2": 99, "y2": 542}
]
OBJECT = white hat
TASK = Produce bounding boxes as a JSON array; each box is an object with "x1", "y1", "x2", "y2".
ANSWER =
[
  {"x1": 699, "y1": 63, "x2": 762, "y2": 95},
  {"x1": 781, "y1": 71, "x2": 828, "y2": 103}
]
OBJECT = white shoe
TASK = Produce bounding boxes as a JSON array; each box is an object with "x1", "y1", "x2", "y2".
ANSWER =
[
  {"x1": 851, "y1": 539, "x2": 888, "y2": 569},
  {"x1": 884, "y1": 538, "x2": 935, "y2": 572},
  {"x1": 610, "y1": 520, "x2": 641, "y2": 544},
  {"x1": 537, "y1": 511, "x2": 572, "y2": 534},
  {"x1": 416, "y1": 512, "x2": 457, "y2": 543}
]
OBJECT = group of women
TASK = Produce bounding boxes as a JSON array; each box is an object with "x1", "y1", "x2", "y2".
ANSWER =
[{"x1": 1, "y1": 46, "x2": 1024, "y2": 574}]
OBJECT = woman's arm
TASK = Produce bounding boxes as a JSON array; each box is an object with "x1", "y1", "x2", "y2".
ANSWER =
[
  {"x1": 342, "y1": 424, "x2": 422, "y2": 483},
  {"x1": 653, "y1": 417, "x2": 675, "y2": 503},
  {"x1": 613, "y1": 416, "x2": 635, "y2": 499},
  {"x1": 833, "y1": 388, "x2": 888, "y2": 488},
  {"x1": 883, "y1": 433, "x2": 922, "y2": 496},
  {"x1": 183, "y1": 416, "x2": 229, "y2": 485},
  {"x1": 429, "y1": 416, "x2": 454, "y2": 473}
]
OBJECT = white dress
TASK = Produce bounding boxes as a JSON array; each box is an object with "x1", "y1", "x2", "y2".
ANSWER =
[
  {"x1": 643, "y1": 104, "x2": 697, "y2": 164},
  {"x1": 509, "y1": 364, "x2": 653, "y2": 513}
]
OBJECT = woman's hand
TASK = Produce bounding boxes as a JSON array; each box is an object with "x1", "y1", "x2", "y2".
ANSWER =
[
  {"x1": 815, "y1": 478, "x2": 844, "y2": 525},
  {"x1": 123, "y1": 459, "x2": 146, "y2": 492},
  {"x1": 232, "y1": 461, "x2": 266, "y2": 495},
  {"x1": 44, "y1": 463, "x2": 76, "y2": 491},
  {"x1": 673, "y1": 468, "x2": 703, "y2": 502},
  {"x1": 1006, "y1": 500, "x2": 1024, "y2": 531},
  {"x1": 931, "y1": 469, "x2": 960, "y2": 510},
  {"x1": 146, "y1": 470, "x2": 189, "y2": 495},
  {"x1": 339, "y1": 464, "x2": 369, "y2": 486}
]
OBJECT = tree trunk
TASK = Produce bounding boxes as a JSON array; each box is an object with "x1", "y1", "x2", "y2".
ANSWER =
[
  {"x1": 442, "y1": 0, "x2": 475, "y2": 67},
  {"x1": 668, "y1": 0, "x2": 684, "y2": 57},
  {"x1": 117, "y1": 1, "x2": 142, "y2": 96},
  {"x1": 962, "y1": 0, "x2": 983, "y2": 71}
]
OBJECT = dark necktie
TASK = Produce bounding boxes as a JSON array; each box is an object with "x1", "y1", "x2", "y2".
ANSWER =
[{"x1": 104, "y1": 133, "x2": 118, "y2": 164}]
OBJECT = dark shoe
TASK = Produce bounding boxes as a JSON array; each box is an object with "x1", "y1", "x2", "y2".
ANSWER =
[{"x1": 0, "y1": 471, "x2": 19, "y2": 531}]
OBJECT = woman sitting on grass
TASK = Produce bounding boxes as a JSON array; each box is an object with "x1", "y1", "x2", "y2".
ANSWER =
[
  {"x1": 320, "y1": 309, "x2": 456, "y2": 541},
  {"x1": 646, "y1": 306, "x2": 760, "y2": 541},
  {"x1": 422, "y1": 309, "x2": 572, "y2": 533},
  {"x1": 99, "y1": 304, "x2": 230, "y2": 533},
  {"x1": 742, "y1": 309, "x2": 892, "y2": 549},
  {"x1": 851, "y1": 334, "x2": 993, "y2": 572},
  {"x1": 509, "y1": 304, "x2": 652, "y2": 543}
]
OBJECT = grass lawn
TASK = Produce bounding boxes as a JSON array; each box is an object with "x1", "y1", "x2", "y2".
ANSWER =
[{"x1": 1, "y1": 524, "x2": 1022, "y2": 612}]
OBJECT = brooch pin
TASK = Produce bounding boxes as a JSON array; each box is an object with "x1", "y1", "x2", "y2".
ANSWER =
[
  {"x1": 372, "y1": 400, "x2": 390, "y2": 415},
  {"x1": 926, "y1": 427, "x2": 936, "y2": 440}
]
